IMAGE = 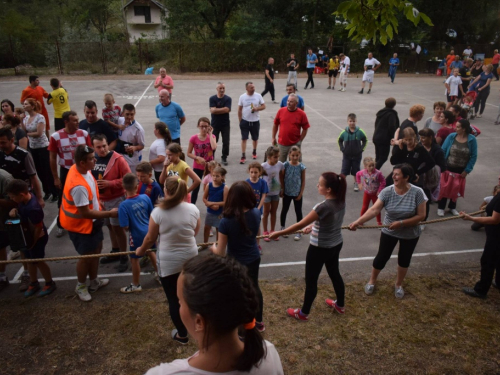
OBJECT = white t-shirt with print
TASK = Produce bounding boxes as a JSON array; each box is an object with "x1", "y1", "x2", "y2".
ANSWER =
[
  {"x1": 238, "y1": 93, "x2": 265, "y2": 122},
  {"x1": 23, "y1": 114, "x2": 49, "y2": 149},
  {"x1": 364, "y1": 57, "x2": 380, "y2": 71}
]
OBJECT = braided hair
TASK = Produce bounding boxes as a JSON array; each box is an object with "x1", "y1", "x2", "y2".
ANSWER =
[{"x1": 182, "y1": 254, "x2": 266, "y2": 372}]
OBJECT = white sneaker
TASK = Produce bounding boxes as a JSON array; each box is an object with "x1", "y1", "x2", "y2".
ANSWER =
[
  {"x1": 437, "y1": 209, "x2": 445, "y2": 217},
  {"x1": 281, "y1": 227, "x2": 289, "y2": 238},
  {"x1": 88, "y1": 278, "x2": 110, "y2": 293},
  {"x1": 75, "y1": 284, "x2": 92, "y2": 302},
  {"x1": 341, "y1": 88, "x2": 346, "y2": 92},
  {"x1": 9, "y1": 250, "x2": 20, "y2": 260},
  {"x1": 420, "y1": 225, "x2": 426, "y2": 231},
  {"x1": 450, "y1": 209, "x2": 460, "y2": 216},
  {"x1": 209, "y1": 230, "x2": 214, "y2": 237},
  {"x1": 353, "y1": 183, "x2": 359, "y2": 192},
  {"x1": 395, "y1": 285, "x2": 405, "y2": 299},
  {"x1": 338, "y1": 87, "x2": 343, "y2": 91},
  {"x1": 120, "y1": 284, "x2": 142, "y2": 293}
]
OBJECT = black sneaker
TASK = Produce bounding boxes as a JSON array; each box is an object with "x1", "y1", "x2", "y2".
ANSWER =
[
  {"x1": 358, "y1": 90, "x2": 363, "y2": 94},
  {"x1": 43, "y1": 193, "x2": 52, "y2": 200},
  {"x1": 100, "y1": 250, "x2": 121, "y2": 264},
  {"x1": 367, "y1": 89, "x2": 371, "y2": 94},
  {"x1": 221, "y1": 156, "x2": 228, "y2": 166},
  {"x1": 116, "y1": 258, "x2": 128, "y2": 272},
  {"x1": 50, "y1": 195, "x2": 59, "y2": 203},
  {"x1": 171, "y1": 329, "x2": 189, "y2": 345},
  {"x1": 462, "y1": 287, "x2": 487, "y2": 299}
]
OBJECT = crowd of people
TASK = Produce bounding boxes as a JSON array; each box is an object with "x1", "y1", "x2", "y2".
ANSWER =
[{"x1": 0, "y1": 51, "x2": 499, "y2": 373}]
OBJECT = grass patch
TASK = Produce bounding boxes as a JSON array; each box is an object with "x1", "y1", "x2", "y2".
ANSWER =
[{"x1": 1, "y1": 269, "x2": 499, "y2": 374}]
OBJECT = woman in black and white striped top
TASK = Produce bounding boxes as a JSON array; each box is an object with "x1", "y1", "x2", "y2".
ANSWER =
[{"x1": 349, "y1": 164, "x2": 427, "y2": 299}]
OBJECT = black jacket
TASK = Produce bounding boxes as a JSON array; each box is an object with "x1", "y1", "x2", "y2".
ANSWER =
[
  {"x1": 389, "y1": 143, "x2": 436, "y2": 186},
  {"x1": 373, "y1": 108, "x2": 399, "y2": 144}
]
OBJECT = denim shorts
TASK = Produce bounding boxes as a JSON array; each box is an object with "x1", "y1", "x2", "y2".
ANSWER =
[
  {"x1": 341, "y1": 156, "x2": 362, "y2": 176},
  {"x1": 264, "y1": 194, "x2": 280, "y2": 203},
  {"x1": 68, "y1": 219, "x2": 104, "y2": 255},
  {"x1": 205, "y1": 212, "x2": 222, "y2": 228}
]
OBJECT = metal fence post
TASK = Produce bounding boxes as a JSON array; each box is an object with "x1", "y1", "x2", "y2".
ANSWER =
[{"x1": 55, "y1": 40, "x2": 63, "y2": 74}]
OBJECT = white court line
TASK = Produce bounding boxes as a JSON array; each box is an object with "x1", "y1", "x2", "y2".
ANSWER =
[
  {"x1": 11, "y1": 248, "x2": 484, "y2": 283},
  {"x1": 260, "y1": 248, "x2": 483, "y2": 268},
  {"x1": 304, "y1": 103, "x2": 344, "y2": 132},
  {"x1": 11, "y1": 80, "x2": 153, "y2": 282}
]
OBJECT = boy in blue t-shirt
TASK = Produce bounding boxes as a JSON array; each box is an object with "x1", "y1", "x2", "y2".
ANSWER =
[
  {"x1": 246, "y1": 162, "x2": 269, "y2": 253},
  {"x1": 135, "y1": 161, "x2": 163, "y2": 206},
  {"x1": 118, "y1": 173, "x2": 158, "y2": 293},
  {"x1": 6, "y1": 180, "x2": 56, "y2": 297}
]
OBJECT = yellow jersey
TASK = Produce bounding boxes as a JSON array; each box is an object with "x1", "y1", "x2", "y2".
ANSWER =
[
  {"x1": 47, "y1": 88, "x2": 70, "y2": 118},
  {"x1": 328, "y1": 58, "x2": 340, "y2": 70}
]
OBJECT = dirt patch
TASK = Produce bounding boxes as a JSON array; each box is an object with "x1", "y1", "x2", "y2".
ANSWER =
[{"x1": 1, "y1": 268, "x2": 499, "y2": 374}]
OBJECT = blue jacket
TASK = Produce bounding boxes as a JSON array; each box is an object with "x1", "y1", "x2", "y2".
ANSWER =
[{"x1": 441, "y1": 133, "x2": 477, "y2": 173}]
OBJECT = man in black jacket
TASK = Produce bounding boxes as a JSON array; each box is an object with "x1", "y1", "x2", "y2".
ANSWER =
[{"x1": 372, "y1": 97, "x2": 399, "y2": 170}]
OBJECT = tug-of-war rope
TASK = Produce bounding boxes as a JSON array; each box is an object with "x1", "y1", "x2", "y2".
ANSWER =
[{"x1": 0, "y1": 210, "x2": 485, "y2": 265}]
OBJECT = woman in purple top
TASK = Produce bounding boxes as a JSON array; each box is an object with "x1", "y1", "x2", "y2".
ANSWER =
[{"x1": 187, "y1": 117, "x2": 217, "y2": 205}]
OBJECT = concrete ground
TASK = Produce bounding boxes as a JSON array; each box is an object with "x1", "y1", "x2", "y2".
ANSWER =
[{"x1": 0, "y1": 72, "x2": 498, "y2": 299}]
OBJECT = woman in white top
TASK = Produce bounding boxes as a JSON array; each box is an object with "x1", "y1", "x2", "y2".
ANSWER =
[
  {"x1": 136, "y1": 176, "x2": 200, "y2": 345},
  {"x1": 149, "y1": 122, "x2": 171, "y2": 183},
  {"x1": 145, "y1": 254, "x2": 284, "y2": 375},
  {"x1": 22, "y1": 98, "x2": 57, "y2": 201}
]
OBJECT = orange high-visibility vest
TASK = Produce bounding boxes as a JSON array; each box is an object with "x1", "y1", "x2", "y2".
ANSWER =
[{"x1": 59, "y1": 165, "x2": 100, "y2": 234}]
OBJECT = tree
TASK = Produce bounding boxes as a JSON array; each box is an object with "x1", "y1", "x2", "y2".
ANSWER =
[{"x1": 333, "y1": 0, "x2": 433, "y2": 45}]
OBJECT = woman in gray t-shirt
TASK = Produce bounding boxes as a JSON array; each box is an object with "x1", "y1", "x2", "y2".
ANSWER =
[
  {"x1": 270, "y1": 172, "x2": 347, "y2": 320},
  {"x1": 350, "y1": 164, "x2": 427, "y2": 299}
]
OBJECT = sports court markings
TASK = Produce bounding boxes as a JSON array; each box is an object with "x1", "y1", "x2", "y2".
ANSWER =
[
  {"x1": 11, "y1": 80, "x2": 154, "y2": 282},
  {"x1": 305, "y1": 103, "x2": 344, "y2": 132},
  {"x1": 10, "y1": 247, "x2": 483, "y2": 283}
]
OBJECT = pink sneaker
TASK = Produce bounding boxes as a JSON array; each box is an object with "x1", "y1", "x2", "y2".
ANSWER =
[
  {"x1": 263, "y1": 231, "x2": 271, "y2": 242},
  {"x1": 286, "y1": 308, "x2": 309, "y2": 321},
  {"x1": 270, "y1": 231, "x2": 279, "y2": 241},
  {"x1": 325, "y1": 299, "x2": 345, "y2": 314}
]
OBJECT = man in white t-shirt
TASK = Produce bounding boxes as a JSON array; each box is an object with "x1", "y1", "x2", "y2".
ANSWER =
[
  {"x1": 463, "y1": 46, "x2": 473, "y2": 59},
  {"x1": 117, "y1": 103, "x2": 145, "y2": 172},
  {"x1": 338, "y1": 53, "x2": 351, "y2": 92},
  {"x1": 237, "y1": 82, "x2": 266, "y2": 164},
  {"x1": 359, "y1": 52, "x2": 381, "y2": 94}
]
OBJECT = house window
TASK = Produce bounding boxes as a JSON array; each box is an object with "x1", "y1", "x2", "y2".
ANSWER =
[{"x1": 134, "y1": 6, "x2": 151, "y2": 23}]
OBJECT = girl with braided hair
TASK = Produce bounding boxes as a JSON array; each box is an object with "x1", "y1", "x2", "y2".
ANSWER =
[
  {"x1": 212, "y1": 181, "x2": 265, "y2": 332},
  {"x1": 145, "y1": 254, "x2": 284, "y2": 374}
]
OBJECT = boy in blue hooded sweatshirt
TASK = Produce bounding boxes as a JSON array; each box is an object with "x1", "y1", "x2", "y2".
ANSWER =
[{"x1": 338, "y1": 113, "x2": 368, "y2": 192}]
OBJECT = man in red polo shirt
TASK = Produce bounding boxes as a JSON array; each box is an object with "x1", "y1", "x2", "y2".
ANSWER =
[
  {"x1": 272, "y1": 94, "x2": 310, "y2": 162},
  {"x1": 20, "y1": 75, "x2": 50, "y2": 137}
]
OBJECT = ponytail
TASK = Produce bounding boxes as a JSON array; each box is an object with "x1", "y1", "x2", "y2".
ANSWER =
[
  {"x1": 25, "y1": 98, "x2": 41, "y2": 113},
  {"x1": 155, "y1": 121, "x2": 172, "y2": 148},
  {"x1": 264, "y1": 145, "x2": 279, "y2": 162},
  {"x1": 182, "y1": 254, "x2": 266, "y2": 372},
  {"x1": 321, "y1": 172, "x2": 347, "y2": 203},
  {"x1": 159, "y1": 176, "x2": 187, "y2": 209},
  {"x1": 167, "y1": 142, "x2": 185, "y2": 161}
]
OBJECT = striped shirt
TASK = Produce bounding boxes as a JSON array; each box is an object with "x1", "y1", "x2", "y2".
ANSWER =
[
  {"x1": 310, "y1": 199, "x2": 345, "y2": 248},
  {"x1": 48, "y1": 129, "x2": 92, "y2": 169},
  {"x1": 379, "y1": 185, "x2": 427, "y2": 239}
]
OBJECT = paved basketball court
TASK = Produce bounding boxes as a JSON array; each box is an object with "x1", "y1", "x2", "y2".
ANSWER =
[{"x1": 0, "y1": 73, "x2": 498, "y2": 297}]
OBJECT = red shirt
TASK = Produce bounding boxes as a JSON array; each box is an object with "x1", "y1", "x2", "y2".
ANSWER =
[
  {"x1": 155, "y1": 75, "x2": 174, "y2": 94},
  {"x1": 492, "y1": 53, "x2": 500, "y2": 65},
  {"x1": 274, "y1": 107, "x2": 310, "y2": 146}
]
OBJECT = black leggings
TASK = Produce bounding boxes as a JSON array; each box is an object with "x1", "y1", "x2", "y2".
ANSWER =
[
  {"x1": 492, "y1": 64, "x2": 499, "y2": 81},
  {"x1": 373, "y1": 232, "x2": 420, "y2": 270},
  {"x1": 280, "y1": 194, "x2": 303, "y2": 227},
  {"x1": 244, "y1": 258, "x2": 264, "y2": 322},
  {"x1": 305, "y1": 68, "x2": 315, "y2": 88},
  {"x1": 302, "y1": 243, "x2": 344, "y2": 314},
  {"x1": 374, "y1": 142, "x2": 391, "y2": 170},
  {"x1": 474, "y1": 86, "x2": 490, "y2": 115},
  {"x1": 160, "y1": 272, "x2": 188, "y2": 337},
  {"x1": 438, "y1": 198, "x2": 456, "y2": 210},
  {"x1": 31, "y1": 147, "x2": 57, "y2": 196},
  {"x1": 474, "y1": 235, "x2": 500, "y2": 295},
  {"x1": 190, "y1": 167, "x2": 204, "y2": 205}
]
